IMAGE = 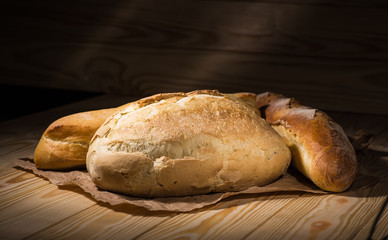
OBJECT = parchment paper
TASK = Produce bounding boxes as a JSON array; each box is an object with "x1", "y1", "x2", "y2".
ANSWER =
[
  {"x1": 13, "y1": 158, "x2": 325, "y2": 212},
  {"x1": 12, "y1": 130, "x2": 375, "y2": 212}
]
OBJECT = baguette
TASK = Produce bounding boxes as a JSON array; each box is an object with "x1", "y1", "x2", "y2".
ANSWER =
[
  {"x1": 34, "y1": 107, "x2": 126, "y2": 170},
  {"x1": 86, "y1": 90, "x2": 291, "y2": 197},
  {"x1": 256, "y1": 92, "x2": 357, "y2": 192}
]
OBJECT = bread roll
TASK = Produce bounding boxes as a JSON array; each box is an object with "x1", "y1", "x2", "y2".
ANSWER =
[
  {"x1": 256, "y1": 92, "x2": 357, "y2": 192},
  {"x1": 86, "y1": 90, "x2": 291, "y2": 197}
]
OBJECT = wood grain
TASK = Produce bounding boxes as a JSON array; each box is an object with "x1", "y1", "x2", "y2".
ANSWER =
[
  {"x1": 0, "y1": 171, "x2": 96, "y2": 240},
  {"x1": 246, "y1": 172, "x2": 388, "y2": 239},
  {"x1": 0, "y1": 172, "x2": 48, "y2": 209},
  {"x1": 1, "y1": 0, "x2": 388, "y2": 114},
  {"x1": 372, "y1": 199, "x2": 388, "y2": 240},
  {"x1": 26, "y1": 204, "x2": 173, "y2": 240},
  {"x1": 135, "y1": 193, "x2": 301, "y2": 240}
]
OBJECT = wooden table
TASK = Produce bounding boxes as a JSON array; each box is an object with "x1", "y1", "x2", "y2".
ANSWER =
[{"x1": 0, "y1": 95, "x2": 387, "y2": 240}]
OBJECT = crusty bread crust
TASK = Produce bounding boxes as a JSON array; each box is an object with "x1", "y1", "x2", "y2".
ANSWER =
[
  {"x1": 33, "y1": 91, "x2": 258, "y2": 171},
  {"x1": 33, "y1": 93, "x2": 187, "y2": 170},
  {"x1": 86, "y1": 90, "x2": 291, "y2": 197},
  {"x1": 256, "y1": 92, "x2": 358, "y2": 192},
  {"x1": 34, "y1": 107, "x2": 125, "y2": 170}
]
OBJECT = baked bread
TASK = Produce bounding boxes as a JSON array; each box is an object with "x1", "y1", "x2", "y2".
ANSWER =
[
  {"x1": 34, "y1": 93, "x2": 186, "y2": 170},
  {"x1": 34, "y1": 92, "x2": 262, "y2": 171},
  {"x1": 256, "y1": 92, "x2": 358, "y2": 192},
  {"x1": 86, "y1": 90, "x2": 291, "y2": 197},
  {"x1": 34, "y1": 107, "x2": 126, "y2": 170}
]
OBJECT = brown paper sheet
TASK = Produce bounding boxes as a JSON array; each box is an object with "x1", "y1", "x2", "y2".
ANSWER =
[
  {"x1": 12, "y1": 130, "x2": 376, "y2": 212},
  {"x1": 13, "y1": 158, "x2": 325, "y2": 212}
]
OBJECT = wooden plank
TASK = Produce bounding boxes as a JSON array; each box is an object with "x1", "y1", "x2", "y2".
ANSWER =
[
  {"x1": 0, "y1": 180, "x2": 96, "y2": 240},
  {"x1": 135, "y1": 192, "x2": 301, "y2": 239},
  {"x1": 1, "y1": 0, "x2": 388, "y2": 114},
  {"x1": 2, "y1": 43, "x2": 387, "y2": 115},
  {"x1": 0, "y1": 171, "x2": 50, "y2": 207},
  {"x1": 352, "y1": 198, "x2": 388, "y2": 240},
  {"x1": 353, "y1": 152, "x2": 388, "y2": 240},
  {"x1": 0, "y1": 168, "x2": 24, "y2": 181},
  {"x1": 25, "y1": 204, "x2": 173, "y2": 240},
  {"x1": 244, "y1": 152, "x2": 388, "y2": 240},
  {"x1": 372, "y1": 200, "x2": 388, "y2": 240},
  {"x1": 0, "y1": 142, "x2": 36, "y2": 170},
  {"x1": 246, "y1": 194, "x2": 387, "y2": 239}
]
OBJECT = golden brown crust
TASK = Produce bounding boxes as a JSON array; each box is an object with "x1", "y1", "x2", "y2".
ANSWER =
[
  {"x1": 229, "y1": 92, "x2": 259, "y2": 113},
  {"x1": 33, "y1": 107, "x2": 128, "y2": 170},
  {"x1": 34, "y1": 91, "x2": 259, "y2": 171},
  {"x1": 33, "y1": 92, "x2": 195, "y2": 170},
  {"x1": 87, "y1": 90, "x2": 291, "y2": 197},
  {"x1": 256, "y1": 92, "x2": 358, "y2": 192}
]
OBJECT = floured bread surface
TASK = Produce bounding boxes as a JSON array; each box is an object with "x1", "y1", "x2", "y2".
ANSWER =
[{"x1": 87, "y1": 90, "x2": 291, "y2": 197}]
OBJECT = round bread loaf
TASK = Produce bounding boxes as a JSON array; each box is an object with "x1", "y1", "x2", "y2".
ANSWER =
[
  {"x1": 256, "y1": 92, "x2": 358, "y2": 192},
  {"x1": 86, "y1": 90, "x2": 291, "y2": 197}
]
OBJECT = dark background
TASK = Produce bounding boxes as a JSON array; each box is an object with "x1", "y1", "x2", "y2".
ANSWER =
[{"x1": 1, "y1": 0, "x2": 388, "y2": 121}]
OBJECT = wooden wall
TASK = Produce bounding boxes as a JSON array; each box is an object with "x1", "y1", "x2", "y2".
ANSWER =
[{"x1": 1, "y1": 0, "x2": 388, "y2": 114}]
